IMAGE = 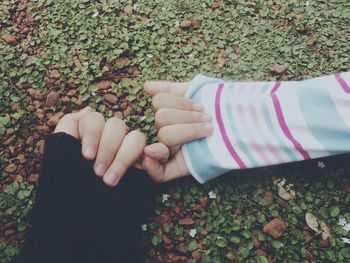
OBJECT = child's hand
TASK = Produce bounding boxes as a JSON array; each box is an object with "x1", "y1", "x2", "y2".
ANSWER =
[
  {"x1": 142, "y1": 81, "x2": 214, "y2": 183},
  {"x1": 54, "y1": 107, "x2": 146, "y2": 187}
]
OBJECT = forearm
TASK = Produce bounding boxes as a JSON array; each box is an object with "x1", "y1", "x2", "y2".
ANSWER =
[{"x1": 182, "y1": 72, "x2": 350, "y2": 183}]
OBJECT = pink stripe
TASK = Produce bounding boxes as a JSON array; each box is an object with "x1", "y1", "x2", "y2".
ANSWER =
[
  {"x1": 249, "y1": 105, "x2": 285, "y2": 163},
  {"x1": 215, "y1": 83, "x2": 246, "y2": 168},
  {"x1": 270, "y1": 82, "x2": 310, "y2": 160},
  {"x1": 335, "y1": 73, "x2": 350, "y2": 93},
  {"x1": 237, "y1": 104, "x2": 270, "y2": 164}
]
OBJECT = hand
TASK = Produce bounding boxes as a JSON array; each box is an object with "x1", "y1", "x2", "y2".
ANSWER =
[
  {"x1": 54, "y1": 106, "x2": 146, "y2": 187},
  {"x1": 141, "y1": 81, "x2": 214, "y2": 183}
]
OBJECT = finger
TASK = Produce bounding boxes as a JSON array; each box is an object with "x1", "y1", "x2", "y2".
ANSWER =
[
  {"x1": 145, "y1": 142, "x2": 178, "y2": 160},
  {"x1": 144, "y1": 143, "x2": 170, "y2": 163},
  {"x1": 103, "y1": 130, "x2": 146, "y2": 186},
  {"x1": 155, "y1": 108, "x2": 212, "y2": 129},
  {"x1": 152, "y1": 93, "x2": 204, "y2": 112},
  {"x1": 94, "y1": 117, "x2": 128, "y2": 176},
  {"x1": 54, "y1": 106, "x2": 92, "y2": 139},
  {"x1": 158, "y1": 123, "x2": 214, "y2": 147},
  {"x1": 143, "y1": 149, "x2": 189, "y2": 183},
  {"x1": 78, "y1": 112, "x2": 105, "y2": 160},
  {"x1": 144, "y1": 81, "x2": 189, "y2": 97}
]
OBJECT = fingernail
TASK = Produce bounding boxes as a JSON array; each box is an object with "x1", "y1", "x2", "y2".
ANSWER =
[
  {"x1": 84, "y1": 146, "x2": 95, "y2": 159},
  {"x1": 193, "y1": 103, "x2": 204, "y2": 111},
  {"x1": 203, "y1": 124, "x2": 214, "y2": 135},
  {"x1": 95, "y1": 163, "x2": 106, "y2": 176},
  {"x1": 145, "y1": 145, "x2": 157, "y2": 156},
  {"x1": 201, "y1": 114, "x2": 212, "y2": 122},
  {"x1": 104, "y1": 172, "x2": 119, "y2": 186}
]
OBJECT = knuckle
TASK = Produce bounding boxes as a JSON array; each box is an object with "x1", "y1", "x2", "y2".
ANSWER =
[
  {"x1": 155, "y1": 108, "x2": 168, "y2": 128},
  {"x1": 152, "y1": 93, "x2": 165, "y2": 109},
  {"x1": 128, "y1": 130, "x2": 146, "y2": 144},
  {"x1": 158, "y1": 127, "x2": 174, "y2": 146}
]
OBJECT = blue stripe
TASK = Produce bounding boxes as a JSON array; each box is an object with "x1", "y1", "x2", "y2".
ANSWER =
[
  {"x1": 186, "y1": 139, "x2": 229, "y2": 182},
  {"x1": 296, "y1": 82, "x2": 350, "y2": 154},
  {"x1": 226, "y1": 84, "x2": 259, "y2": 166},
  {"x1": 260, "y1": 83, "x2": 270, "y2": 93},
  {"x1": 260, "y1": 94, "x2": 299, "y2": 161}
]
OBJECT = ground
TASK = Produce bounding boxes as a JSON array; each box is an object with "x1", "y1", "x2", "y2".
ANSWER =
[{"x1": 1, "y1": 0, "x2": 350, "y2": 262}]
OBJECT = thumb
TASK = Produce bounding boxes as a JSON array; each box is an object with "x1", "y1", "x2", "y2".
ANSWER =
[
  {"x1": 143, "y1": 143, "x2": 190, "y2": 183},
  {"x1": 143, "y1": 81, "x2": 189, "y2": 97},
  {"x1": 54, "y1": 106, "x2": 92, "y2": 139}
]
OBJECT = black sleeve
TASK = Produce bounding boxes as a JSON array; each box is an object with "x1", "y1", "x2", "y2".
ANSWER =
[{"x1": 14, "y1": 132, "x2": 156, "y2": 263}]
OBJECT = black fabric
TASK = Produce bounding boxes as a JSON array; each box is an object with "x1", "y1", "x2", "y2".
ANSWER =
[{"x1": 14, "y1": 132, "x2": 156, "y2": 263}]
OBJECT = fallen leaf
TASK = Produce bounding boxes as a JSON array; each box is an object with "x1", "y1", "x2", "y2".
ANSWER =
[
  {"x1": 1, "y1": 33, "x2": 17, "y2": 45},
  {"x1": 273, "y1": 178, "x2": 296, "y2": 200},
  {"x1": 179, "y1": 218, "x2": 195, "y2": 225},
  {"x1": 262, "y1": 218, "x2": 286, "y2": 239},
  {"x1": 305, "y1": 212, "x2": 331, "y2": 240},
  {"x1": 180, "y1": 20, "x2": 192, "y2": 29},
  {"x1": 45, "y1": 91, "x2": 60, "y2": 107},
  {"x1": 270, "y1": 64, "x2": 288, "y2": 75}
]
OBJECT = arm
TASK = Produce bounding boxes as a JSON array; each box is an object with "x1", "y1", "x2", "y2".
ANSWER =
[{"x1": 145, "y1": 72, "x2": 350, "y2": 183}]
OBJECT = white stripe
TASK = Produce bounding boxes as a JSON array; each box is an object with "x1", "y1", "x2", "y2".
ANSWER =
[
  {"x1": 250, "y1": 92, "x2": 290, "y2": 163},
  {"x1": 229, "y1": 83, "x2": 270, "y2": 165},
  {"x1": 277, "y1": 82, "x2": 329, "y2": 158},
  {"x1": 262, "y1": 87, "x2": 303, "y2": 160},
  {"x1": 219, "y1": 84, "x2": 252, "y2": 166},
  {"x1": 200, "y1": 83, "x2": 238, "y2": 169},
  {"x1": 330, "y1": 73, "x2": 350, "y2": 130}
]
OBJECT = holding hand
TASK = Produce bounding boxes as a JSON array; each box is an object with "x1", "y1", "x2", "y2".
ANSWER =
[
  {"x1": 142, "y1": 81, "x2": 214, "y2": 183},
  {"x1": 54, "y1": 106, "x2": 146, "y2": 187}
]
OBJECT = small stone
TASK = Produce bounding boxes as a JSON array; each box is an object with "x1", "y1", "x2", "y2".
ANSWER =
[
  {"x1": 35, "y1": 109, "x2": 45, "y2": 120},
  {"x1": 48, "y1": 69, "x2": 60, "y2": 79},
  {"x1": 191, "y1": 19, "x2": 201, "y2": 29},
  {"x1": 17, "y1": 154, "x2": 26, "y2": 164},
  {"x1": 179, "y1": 218, "x2": 195, "y2": 225},
  {"x1": 11, "y1": 102, "x2": 21, "y2": 111},
  {"x1": 28, "y1": 174, "x2": 39, "y2": 183},
  {"x1": 47, "y1": 112, "x2": 64, "y2": 126},
  {"x1": 45, "y1": 90, "x2": 60, "y2": 107},
  {"x1": 5, "y1": 164, "x2": 17, "y2": 173},
  {"x1": 120, "y1": 101, "x2": 128, "y2": 110},
  {"x1": 97, "y1": 80, "x2": 111, "y2": 90},
  {"x1": 162, "y1": 235, "x2": 172, "y2": 245},
  {"x1": 115, "y1": 111, "x2": 124, "y2": 119},
  {"x1": 211, "y1": 2, "x2": 221, "y2": 10},
  {"x1": 307, "y1": 37, "x2": 317, "y2": 46},
  {"x1": 103, "y1": 93, "x2": 118, "y2": 104},
  {"x1": 264, "y1": 191, "x2": 274, "y2": 204},
  {"x1": 270, "y1": 64, "x2": 289, "y2": 75},
  {"x1": 73, "y1": 56, "x2": 83, "y2": 68},
  {"x1": 1, "y1": 34, "x2": 17, "y2": 45},
  {"x1": 66, "y1": 89, "x2": 77, "y2": 97},
  {"x1": 180, "y1": 20, "x2": 192, "y2": 29},
  {"x1": 123, "y1": 105, "x2": 132, "y2": 116},
  {"x1": 35, "y1": 140, "x2": 45, "y2": 155},
  {"x1": 172, "y1": 204, "x2": 181, "y2": 214},
  {"x1": 124, "y1": 5, "x2": 133, "y2": 15},
  {"x1": 263, "y1": 218, "x2": 286, "y2": 239},
  {"x1": 192, "y1": 251, "x2": 202, "y2": 260},
  {"x1": 14, "y1": 175, "x2": 23, "y2": 182},
  {"x1": 5, "y1": 230, "x2": 15, "y2": 237},
  {"x1": 319, "y1": 239, "x2": 329, "y2": 247},
  {"x1": 256, "y1": 249, "x2": 266, "y2": 257},
  {"x1": 37, "y1": 125, "x2": 51, "y2": 135},
  {"x1": 176, "y1": 243, "x2": 188, "y2": 254},
  {"x1": 6, "y1": 128, "x2": 15, "y2": 136},
  {"x1": 34, "y1": 92, "x2": 43, "y2": 100}
]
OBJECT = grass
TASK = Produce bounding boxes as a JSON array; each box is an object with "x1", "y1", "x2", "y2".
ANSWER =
[{"x1": 1, "y1": 0, "x2": 350, "y2": 262}]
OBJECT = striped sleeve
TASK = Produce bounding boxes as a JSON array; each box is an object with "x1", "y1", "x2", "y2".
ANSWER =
[{"x1": 182, "y1": 72, "x2": 350, "y2": 183}]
